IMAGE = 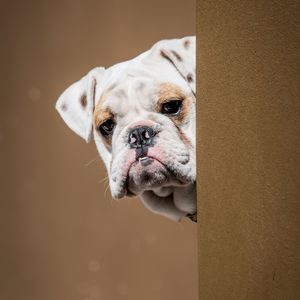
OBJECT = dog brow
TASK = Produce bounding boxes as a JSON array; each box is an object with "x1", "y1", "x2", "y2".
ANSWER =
[
  {"x1": 156, "y1": 83, "x2": 185, "y2": 103},
  {"x1": 93, "y1": 107, "x2": 113, "y2": 127}
]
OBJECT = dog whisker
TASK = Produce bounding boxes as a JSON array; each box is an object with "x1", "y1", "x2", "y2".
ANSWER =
[
  {"x1": 98, "y1": 176, "x2": 109, "y2": 184},
  {"x1": 84, "y1": 157, "x2": 101, "y2": 167},
  {"x1": 104, "y1": 182, "x2": 111, "y2": 198}
]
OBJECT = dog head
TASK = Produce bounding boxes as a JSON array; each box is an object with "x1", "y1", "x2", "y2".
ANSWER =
[{"x1": 56, "y1": 36, "x2": 196, "y2": 221}]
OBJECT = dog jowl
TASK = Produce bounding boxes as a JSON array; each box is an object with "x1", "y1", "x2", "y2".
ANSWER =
[{"x1": 56, "y1": 36, "x2": 197, "y2": 222}]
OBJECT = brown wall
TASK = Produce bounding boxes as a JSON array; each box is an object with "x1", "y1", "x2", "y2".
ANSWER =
[
  {"x1": 197, "y1": 1, "x2": 300, "y2": 299},
  {"x1": 0, "y1": 1, "x2": 197, "y2": 300}
]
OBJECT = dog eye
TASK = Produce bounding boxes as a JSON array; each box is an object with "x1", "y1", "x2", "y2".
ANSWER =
[
  {"x1": 99, "y1": 119, "x2": 115, "y2": 137},
  {"x1": 161, "y1": 100, "x2": 183, "y2": 115}
]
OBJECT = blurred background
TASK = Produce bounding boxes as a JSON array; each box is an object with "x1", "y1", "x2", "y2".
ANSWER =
[{"x1": 0, "y1": 1, "x2": 196, "y2": 299}]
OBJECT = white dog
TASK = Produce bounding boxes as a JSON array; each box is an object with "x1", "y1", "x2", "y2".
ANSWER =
[{"x1": 56, "y1": 36, "x2": 196, "y2": 222}]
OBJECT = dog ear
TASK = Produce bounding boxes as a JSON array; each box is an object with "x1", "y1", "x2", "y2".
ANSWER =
[
  {"x1": 153, "y1": 36, "x2": 196, "y2": 94},
  {"x1": 55, "y1": 67, "x2": 105, "y2": 142}
]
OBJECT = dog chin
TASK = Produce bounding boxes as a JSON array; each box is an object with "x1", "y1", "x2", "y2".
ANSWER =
[{"x1": 127, "y1": 157, "x2": 172, "y2": 195}]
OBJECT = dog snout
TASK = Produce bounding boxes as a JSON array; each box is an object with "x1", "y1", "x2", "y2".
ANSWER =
[{"x1": 128, "y1": 126, "x2": 156, "y2": 148}]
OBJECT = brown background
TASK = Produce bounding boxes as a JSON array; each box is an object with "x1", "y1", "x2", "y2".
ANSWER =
[
  {"x1": 0, "y1": 1, "x2": 197, "y2": 300},
  {"x1": 197, "y1": 1, "x2": 300, "y2": 299}
]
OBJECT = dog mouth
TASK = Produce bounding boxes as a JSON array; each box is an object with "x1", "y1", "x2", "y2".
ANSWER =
[
  {"x1": 111, "y1": 144, "x2": 194, "y2": 199},
  {"x1": 127, "y1": 157, "x2": 171, "y2": 193},
  {"x1": 115, "y1": 155, "x2": 189, "y2": 198}
]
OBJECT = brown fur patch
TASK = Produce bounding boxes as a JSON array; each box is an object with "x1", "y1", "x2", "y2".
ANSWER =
[
  {"x1": 183, "y1": 39, "x2": 190, "y2": 49},
  {"x1": 94, "y1": 107, "x2": 113, "y2": 127},
  {"x1": 80, "y1": 95, "x2": 87, "y2": 108},
  {"x1": 160, "y1": 49, "x2": 167, "y2": 58},
  {"x1": 170, "y1": 50, "x2": 182, "y2": 62},
  {"x1": 176, "y1": 125, "x2": 193, "y2": 149},
  {"x1": 93, "y1": 107, "x2": 114, "y2": 148},
  {"x1": 160, "y1": 49, "x2": 174, "y2": 65},
  {"x1": 61, "y1": 103, "x2": 67, "y2": 111},
  {"x1": 186, "y1": 73, "x2": 194, "y2": 83},
  {"x1": 93, "y1": 83, "x2": 128, "y2": 149},
  {"x1": 156, "y1": 83, "x2": 192, "y2": 126}
]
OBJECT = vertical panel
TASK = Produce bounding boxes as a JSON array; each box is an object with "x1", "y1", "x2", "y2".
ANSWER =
[{"x1": 197, "y1": 1, "x2": 299, "y2": 299}]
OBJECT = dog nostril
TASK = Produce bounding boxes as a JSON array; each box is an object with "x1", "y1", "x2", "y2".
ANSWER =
[
  {"x1": 143, "y1": 128, "x2": 155, "y2": 140},
  {"x1": 128, "y1": 129, "x2": 140, "y2": 146},
  {"x1": 129, "y1": 132, "x2": 138, "y2": 144},
  {"x1": 128, "y1": 126, "x2": 156, "y2": 147}
]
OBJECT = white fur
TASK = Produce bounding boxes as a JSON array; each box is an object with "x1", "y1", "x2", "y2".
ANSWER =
[{"x1": 56, "y1": 36, "x2": 196, "y2": 221}]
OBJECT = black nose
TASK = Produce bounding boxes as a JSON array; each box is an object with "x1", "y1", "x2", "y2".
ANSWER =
[{"x1": 128, "y1": 126, "x2": 156, "y2": 148}]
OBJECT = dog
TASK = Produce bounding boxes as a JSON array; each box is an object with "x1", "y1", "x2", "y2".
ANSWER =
[{"x1": 56, "y1": 36, "x2": 196, "y2": 222}]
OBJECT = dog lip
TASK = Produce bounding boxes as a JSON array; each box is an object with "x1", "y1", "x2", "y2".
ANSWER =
[
  {"x1": 118, "y1": 155, "x2": 159, "y2": 197},
  {"x1": 115, "y1": 153, "x2": 190, "y2": 198},
  {"x1": 146, "y1": 156, "x2": 192, "y2": 185}
]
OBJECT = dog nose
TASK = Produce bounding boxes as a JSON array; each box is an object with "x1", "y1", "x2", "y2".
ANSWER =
[{"x1": 128, "y1": 126, "x2": 156, "y2": 148}]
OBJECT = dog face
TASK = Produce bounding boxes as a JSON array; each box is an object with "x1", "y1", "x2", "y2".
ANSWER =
[{"x1": 56, "y1": 36, "x2": 196, "y2": 221}]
